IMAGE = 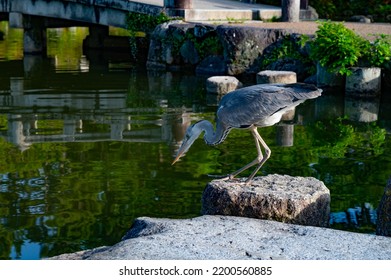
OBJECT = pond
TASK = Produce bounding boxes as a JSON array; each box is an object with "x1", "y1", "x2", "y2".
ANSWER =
[{"x1": 1, "y1": 23, "x2": 391, "y2": 260}]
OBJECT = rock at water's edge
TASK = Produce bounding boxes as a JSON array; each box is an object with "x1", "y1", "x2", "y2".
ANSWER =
[{"x1": 202, "y1": 174, "x2": 330, "y2": 227}]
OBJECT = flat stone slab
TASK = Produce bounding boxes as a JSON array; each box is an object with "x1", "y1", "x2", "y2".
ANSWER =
[
  {"x1": 49, "y1": 215, "x2": 391, "y2": 260},
  {"x1": 202, "y1": 174, "x2": 330, "y2": 227},
  {"x1": 256, "y1": 70, "x2": 297, "y2": 84},
  {"x1": 206, "y1": 76, "x2": 242, "y2": 95}
]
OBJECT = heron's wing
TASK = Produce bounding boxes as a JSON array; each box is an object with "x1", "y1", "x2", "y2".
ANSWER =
[{"x1": 217, "y1": 84, "x2": 320, "y2": 128}]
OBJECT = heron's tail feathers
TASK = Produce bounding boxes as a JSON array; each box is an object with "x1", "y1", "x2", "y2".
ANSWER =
[{"x1": 283, "y1": 83, "x2": 322, "y2": 100}]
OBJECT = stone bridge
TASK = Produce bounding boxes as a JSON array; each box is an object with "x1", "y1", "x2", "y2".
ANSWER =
[
  {"x1": 0, "y1": 0, "x2": 171, "y2": 29},
  {"x1": 0, "y1": 0, "x2": 189, "y2": 53},
  {"x1": 0, "y1": 1, "x2": 313, "y2": 55}
]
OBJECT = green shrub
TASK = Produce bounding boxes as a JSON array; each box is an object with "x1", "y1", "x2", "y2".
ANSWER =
[
  {"x1": 361, "y1": 34, "x2": 391, "y2": 67},
  {"x1": 308, "y1": 21, "x2": 391, "y2": 75},
  {"x1": 309, "y1": 21, "x2": 367, "y2": 75}
]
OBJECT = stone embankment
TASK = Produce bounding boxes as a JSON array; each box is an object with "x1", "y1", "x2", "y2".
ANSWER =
[
  {"x1": 51, "y1": 215, "x2": 391, "y2": 260},
  {"x1": 147, "y1": 21, "x2": 290, "y2": 76},
  {"x1": 50, "y1": 175, "x2": 391, "y2": 260},
  {"x1": 146, "y1": 20, "x2": 391, "y2": 93}
]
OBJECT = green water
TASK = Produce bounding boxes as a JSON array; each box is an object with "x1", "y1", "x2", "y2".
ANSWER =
[{"x1": 1, "y1": 23, "x2": 391, "y2": 259}]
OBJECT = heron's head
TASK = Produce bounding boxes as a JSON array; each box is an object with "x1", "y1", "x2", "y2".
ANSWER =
[{"x1": 172, "y1": 122, "x2": 204, "y2": 165}]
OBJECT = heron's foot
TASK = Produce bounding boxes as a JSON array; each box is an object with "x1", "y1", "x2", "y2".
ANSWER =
[
  {"x1": 244, "y1": 178, "x2": 254, "y2": 185},
  {"x1": 207, "y1": 173, "x2": 236, "y2": 181}
]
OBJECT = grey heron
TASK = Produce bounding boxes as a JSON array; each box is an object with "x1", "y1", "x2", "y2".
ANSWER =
[{"x1": 172, "y1": 83, "x2": 322, "y2": 184}]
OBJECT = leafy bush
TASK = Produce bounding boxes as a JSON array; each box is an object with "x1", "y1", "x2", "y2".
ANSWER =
[
  {"x1": 260, "y1": 22, "x2": 391, "y2": 77},
  {"x1": 361, "y1": 34, "x2": 391, "y2": 67},
  {"x1": 308, "y1": 21, "x2": 391, "y2": 75},
  {"x1": 309, "y1": 21, "x2": 366, "y2": 75}
]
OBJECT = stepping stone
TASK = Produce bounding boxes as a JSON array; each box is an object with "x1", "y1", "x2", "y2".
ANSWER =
[
  {"x1": 256, "y1": 70, "x2": 297, "y2": 84},
  {"x1": 202, "y1": 174, "x2": 330, "y2": 227},
  {"x1": 206, "y1": 76, "x2": 242, "y2": 95}
]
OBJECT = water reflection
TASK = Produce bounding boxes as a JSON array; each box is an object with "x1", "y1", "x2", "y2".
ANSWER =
[
  {"x1": 0, "y1": 56, "x2": 206, "y2": 156},
  {"x1": 0, "y1": 47, "x2": 212, "y2": 259},
  {"x1": 0, "y1": 57, "x2": 390, "y2": 259},
  {"x1": 345, "y1": 97, "x2": 380, "y2": 123},
  {"x1": 1, "y1": 25, "x2": 391, "y2": 260},
  {"x1": 330, "y1": 202, "x2": 377, "y2": 231}
]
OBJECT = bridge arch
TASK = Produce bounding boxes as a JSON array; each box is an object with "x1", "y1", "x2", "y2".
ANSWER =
[{"x1": 0, "y1": 0, "x2": 187, "y2": 53}]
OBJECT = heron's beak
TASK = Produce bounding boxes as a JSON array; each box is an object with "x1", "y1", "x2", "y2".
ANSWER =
[
  {"x1": 171, "y1": 144, "x2": 187, "y2": 165},
  {"x1": 172, "y1": 138, "x2": 191, "y2": 165},
  {"x1": 171, "y1": 124, "x2": 200, "y2": 165},
  {"x1": 171, "y1": 154, "x2": 181, "y2": 165}
]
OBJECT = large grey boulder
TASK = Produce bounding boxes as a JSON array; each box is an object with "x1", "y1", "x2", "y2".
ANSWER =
[
  {"x1": 147, "y1": 21, "x2": 220, "y2": 71},
  {"x1": 202, "y1": 174, "x2": 330, "y2": 227},
  {"x1": 377, "y1": 176, "x2": 391, "y2": 237},
  {"x1": 147, "y1": 21, "x2": 197, "y2": 69},
  {"x1": 216, "y1": 26, "x2": 288, "y2": 75},
  {"x1": 50, "y1": 215, "x2": 391, "y2": 260},
  {"x1": 180, "y1": 40, "x2": 200, "y2": 65},
  {"x1": 195, "y1": 55, "x2": 227, "y2": 75}
]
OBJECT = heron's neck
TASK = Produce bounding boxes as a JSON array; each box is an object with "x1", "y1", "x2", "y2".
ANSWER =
[{"x1": 196, "y1": 120, "x2": 231, "y2": 146}]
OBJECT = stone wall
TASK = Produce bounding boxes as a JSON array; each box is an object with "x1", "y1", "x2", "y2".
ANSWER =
[
  {"x1": 147, "y1": 21, "x2": 289, "y2": 76},
  {"x1": 146, "y1": 21, "x2": 391, "y2": 91}
]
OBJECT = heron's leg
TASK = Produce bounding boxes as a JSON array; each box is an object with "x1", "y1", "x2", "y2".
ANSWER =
[
  {"x1": 209, "y1": 128, "x2": 270, "y2": 183},
  {"x1": 227, "y1": 128, "x2": 264, "y2": 178},
  {"x1": 245, "y1": 129, "x2": 271, "y2": 184},
  {"x1": 207, "y1": 127, "x2": 263, "y2": 181}
]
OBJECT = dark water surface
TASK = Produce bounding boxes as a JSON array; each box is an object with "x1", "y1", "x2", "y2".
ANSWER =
[{"x1": 1, "y1": 24, "x2": 391, "y2": 259}]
